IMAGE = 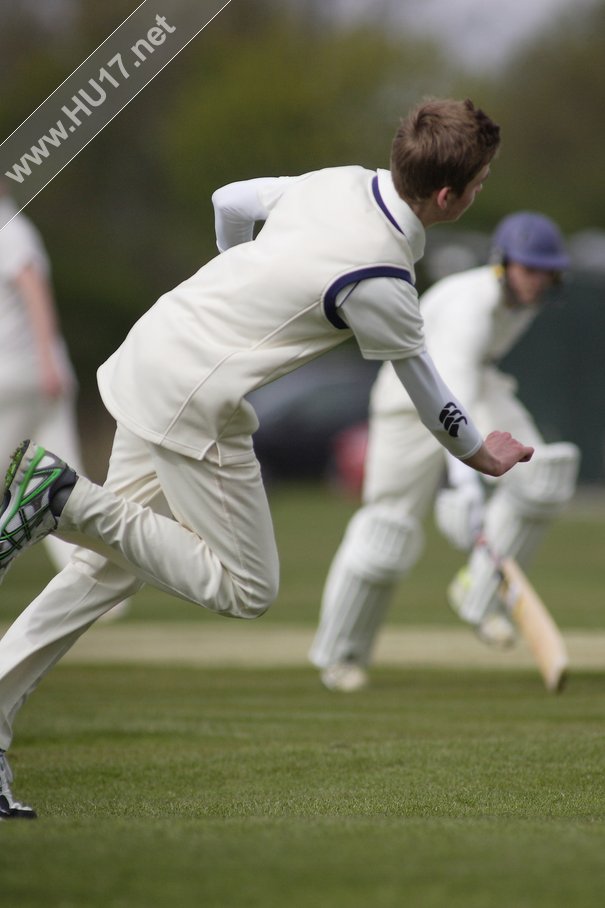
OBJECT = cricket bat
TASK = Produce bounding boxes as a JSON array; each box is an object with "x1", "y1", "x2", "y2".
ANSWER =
[{"x1": 499, "y1": 557, "x2": 569, "y2": 693}]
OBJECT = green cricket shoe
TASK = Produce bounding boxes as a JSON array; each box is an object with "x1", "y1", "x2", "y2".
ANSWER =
[{"x1": 0, "y1": 439, "x2": 77, "y2": 584}]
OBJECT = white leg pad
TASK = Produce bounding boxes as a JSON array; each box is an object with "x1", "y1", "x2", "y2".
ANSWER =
[
  {"x1": 309, "y1": 505, "x2": 423, "y2": 669},
  {"x1": 338, "y1": 505, "x2": 425, "y2": 583},
  {"x1": 503, "y1": 442, "x2": 580, "y2": 518}
]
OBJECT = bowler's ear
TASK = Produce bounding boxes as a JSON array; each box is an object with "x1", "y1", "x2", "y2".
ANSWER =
[{"x1": 436, "y1": 186, "x2": 452, "y2": 211}]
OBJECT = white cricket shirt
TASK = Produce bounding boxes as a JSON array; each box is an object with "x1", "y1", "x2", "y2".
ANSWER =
[{"x1": 98, "y1": 166, "x2": 483, "y2": 461}]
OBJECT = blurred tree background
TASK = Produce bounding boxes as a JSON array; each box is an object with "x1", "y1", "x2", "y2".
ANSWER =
[{"x1": 1, "y1": 0, "x2": 604, "y2": 479}]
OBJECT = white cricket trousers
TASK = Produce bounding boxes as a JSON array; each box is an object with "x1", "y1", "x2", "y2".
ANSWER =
[{"x1": 0, "y1": 424, "x2": 280, "y2": 749}]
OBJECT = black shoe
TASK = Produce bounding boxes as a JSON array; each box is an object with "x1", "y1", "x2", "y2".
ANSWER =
[{"x1": 0, "y1": 751, "x2": 37, "y2": 819}]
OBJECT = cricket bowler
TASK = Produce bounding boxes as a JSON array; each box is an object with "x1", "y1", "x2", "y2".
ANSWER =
[{"x1": 0, "y1": 98, "x2": 533, "y2": 818}]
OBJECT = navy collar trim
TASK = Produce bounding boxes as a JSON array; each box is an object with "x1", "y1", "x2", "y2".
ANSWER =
[{"x1": 372, "y1": 174, "x2": 404, "y2": 235}]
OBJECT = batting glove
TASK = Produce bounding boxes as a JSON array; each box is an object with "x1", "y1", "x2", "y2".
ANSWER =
[{"x1": 434, "y1": 482, "x2": 485, "y2": 551}]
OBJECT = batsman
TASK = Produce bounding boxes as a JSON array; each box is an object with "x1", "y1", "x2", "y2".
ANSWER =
[{"x1": 310, "y1": 211, "x2": 579, "y2": 692}]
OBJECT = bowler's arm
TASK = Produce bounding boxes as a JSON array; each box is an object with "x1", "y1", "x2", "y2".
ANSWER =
[
  {"x1": 337, "y1": 276, "x2": 533, "y2": 477},
  {"x1": 391, "y1": 352, "x2": 533, "y2": 477},
  {"x1": 212, "y1": 176, "x2": 294, "y2": 252},
  {"x1": 464, "y1": 431, "x2": 534, "y2": 476}
]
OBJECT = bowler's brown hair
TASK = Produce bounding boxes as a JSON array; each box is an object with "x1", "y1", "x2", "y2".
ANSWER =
[{"x1": 390, "y1": 98, "x2": 501, "y2": 201}]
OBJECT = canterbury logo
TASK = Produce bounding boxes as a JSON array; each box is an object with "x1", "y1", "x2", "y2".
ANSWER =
[{"x1": 439, "y1": 402, "x2": 468, "y2": 437}]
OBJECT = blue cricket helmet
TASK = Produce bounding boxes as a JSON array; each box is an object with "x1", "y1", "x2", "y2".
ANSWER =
[{"x1": 491, "y1": 211, "x2": 570, "y2": 271}]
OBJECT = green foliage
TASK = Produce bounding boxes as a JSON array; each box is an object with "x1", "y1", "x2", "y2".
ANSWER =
[
  {"x1": 0, "y1": 2, "x2": 452, "y2": 399},
  {"x1": 470, "y1": 3, "x2": 605, "y2": 229},
  {"x1": 161, "y1": 22, "x2": 445, "y2": 200},
  {"x1": 1, "y1": 1, "x2": 605, "y2": 410}
]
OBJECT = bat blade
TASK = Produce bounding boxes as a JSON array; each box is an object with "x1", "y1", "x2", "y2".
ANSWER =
[{"x1": 499, "y1": 557, "x2": 569, "y2": 693}]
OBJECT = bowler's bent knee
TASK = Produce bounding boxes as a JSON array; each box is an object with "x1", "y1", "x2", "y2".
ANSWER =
[{"x1": 234, "y1": 568, "x2": 279, "y2": 619}]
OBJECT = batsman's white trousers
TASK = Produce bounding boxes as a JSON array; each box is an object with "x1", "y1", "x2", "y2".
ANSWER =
[
  {"x1": 0, "y1": 424, "x2": 279, "y2": 749},
  {"x1": 365, "y1": 369, "x2": 544, "y2": 517},
  {"x1": 310, "y1": 369, "x2": 544, "y2": 669}
]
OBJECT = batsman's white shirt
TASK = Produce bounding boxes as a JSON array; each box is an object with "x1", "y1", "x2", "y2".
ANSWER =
[{"x1": 98, "y1": 166, "x2": 482, "y2": 461}]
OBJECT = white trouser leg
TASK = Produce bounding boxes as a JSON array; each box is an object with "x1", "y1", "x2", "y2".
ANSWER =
[
  {"x1": 0, "y1": 424, "x2": 279, "y2": 748},
  {"x1": 0, "y1": 553, "x2": 143, "y2": 750},
  {"x1": 310, "y1": 410, "x2": 444, "y2": 669},
  {"x1": 58, "y1": 425, "x2": 280, "y2": 617},
  {"x1": 0, "y1": 421, "x2": 170, "y2": 749}
]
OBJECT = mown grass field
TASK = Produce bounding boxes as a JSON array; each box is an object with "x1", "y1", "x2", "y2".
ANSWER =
[{"x1": 2, "y1": 482, "x2": 605, "y2": 908}]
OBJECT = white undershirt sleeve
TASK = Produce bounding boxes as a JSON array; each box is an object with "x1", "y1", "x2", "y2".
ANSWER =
[
  {"x1": 212, "y1": 176, "x2": 295, "y2": 252},
  {"x1": 391, "y1": 351, "x2": 483, "y2": 461}
]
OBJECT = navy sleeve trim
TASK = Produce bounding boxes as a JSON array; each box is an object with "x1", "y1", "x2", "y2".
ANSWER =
[
  {"x1": 323, "y1": 265, "x2": 414, "y2": 329},
  {"x1": 371, "y1": 175, "x2": 404, "y2": 235}
]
